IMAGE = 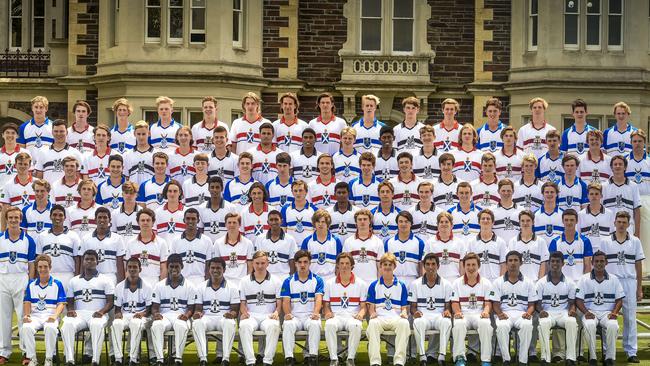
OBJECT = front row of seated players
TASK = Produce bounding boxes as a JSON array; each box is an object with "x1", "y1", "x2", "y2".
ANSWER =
[{"x1": 19, "y1": 245, "x2": 626, "y2": 366}]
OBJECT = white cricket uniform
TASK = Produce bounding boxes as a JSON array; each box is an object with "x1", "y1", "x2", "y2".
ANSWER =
[
  {"x1": 213, "y1": 234, "x2": 254, "y2": 286},
  {"x1": 111, "y1": 278, "x2": 153, "y2": 363},
  {"x1": 223, "y1": 176, "x2": 255, "y2": 207},
  {"x1": 79, "y1": 231, "x2": 126, "y2": 284},
  {"x1": 1, "y1": 175, "x2": 36, "y2": 210},
  {"x1": 491, "y1": 273, "x2": 537, "y2": 364},
  {"x1": 548, "y1": 233, "x2": 594, "y2": 282},
  {"x1": 109, "y1": 125, "x2": 135, "y2": 155},
  {"x1": 517, "y1": 122, "x2": 556, "y2": 159},
  {"x1": 433, "y1": 121, "x2": 461, "y2": 152},
  {"x1": 450, "y1": 275, "x2": 493, "y2": 363},
  {"x1": 36, "y1": 229, "x2": 80, "y2": 290},
  {"x1": 427, "y1": 235, "x2": 464, "y2": 281},
  {"x1": 578, "y1": 206, "x2": 614, "y2": 252},
  {"x1": 432, "y1": 177, "x2": 459, "y2": 212},
  {"x1": 21, "y1": 276, "x2": 66, "y2": 360},
  {"x1": 308, "y1": 115, "x2": 348, "y2": 155},
  {"x1": 343, "y1": 234, "x2": 384, "y2": 283},
  {"x1": 493, "y1": 203, "x2": 522, "y2": 244},
  {"x1": 535, "y1": 274, "x2": 578, "y2": 362},
  {"x1": 18, "y1": 118, "x2": 54, "y2": 156},
  {"x1": 61, "y1": 273, "x2": 115, "y2": 363},
  {"x1": 601, "y1": 234, "x2": 645, "y2": 357},
  {"x1": 409, "y1": 276, "x2": 453, "y2": 361},
  {"x1": 207, "y1": 150, "x2": 239, "y2": 183},
  {"x1": 281, "y1": 202, "x2": 318, "y2": 245},
  {"x1": 626, "y1": 152, "x2": 650, "y2": 195},
  {"x1": 21, "y1": 201, "x2": 53, "y2": 235},
  {"x1": 229, "y1": 116, "x2": 271, "y2": 153},
  {"x1": 191, "y1": 120, "x2": 228, "y2": 153},
  {"x1": 300, "y1": 233, "x2": 343, "y2": 280},
  {"x1": 136, "y1": 176, "x2": 172, "y2": 209},
  {"x1": 248, "y1": 145, "x2": 280, "y2": 185},
  {"x1": 394, "y1": 122, "x2": 425, "y2": 151},
  {"x1": 280, "y1": 272, "x2": 324, "y2": 358},
  {"x1": 352, "y1": 119, "x2": 384, "y2": 153},
  {"x1": 412, "y1": 148, "x2": 440, "y2": 180},
  {"x1": 602, "y1": 178, "x2": 641, "y2": 236},
  {"x1": 327, "y1": 203, "x2": 359, "y2": 243},
  {"x1": 560, "y1": 124, "x2": 596, "y2": 156},
  {"x1": 408, "y1": 204, "x2": 443, "y2": 241},
  {"x1": 254, "y1": 232, "x2": 298, "y2": 277},
  {"x1": 576, "y1": 271, "x2": 625, "y2": 361},
  {"x1": 289, "y1": 148, "x2": 320, "y2": 184},
  {"x1": 198, "y1": 200, "x2": 239, "y2": 242},
  {"x1": 192, "y1": 279, "x2": 240, "y2": 362},
  {"x1": 477, "y1": 122, "x2": 505, "y2": 153},
  {"x1": 0, "y1": 145, "x2": 28, "y2": 194},
  {"x1": 390, "y1": 174, "x2": 422, "y2": 211},
  {"x1": 465, "y1": 233, "x2": 507, "y2": 281},
  {"x1": 67, "y1": 203, "x2": 99, "y2": 236},
  {"x1": 534, "y1": 206, "x2": 564, "y2": 245},
  {"x1": 366, "y1": 276, "x2": 411, "y2": 366},
  {"x1": 333, "y1": 150, "x2": 361, "y2": 183},
  {"x1": 470, "y1": 178, "x2": 500, "y2": 209},
  {"x1": 265, "y1": 176, "x2": 295, "y2": 208},
  {"x1": 111, "y1": 205, "x2": 141, "y2": 239},
  {"x1": 448, "y1": 203, "x2": 481, "y2": 239},
  {"x1": 154, "y1": 204, "x2": 186, "y2": 243},
  {"x1": 182, "y1": 176, "x2": 210, "y2": 208},
  {"x1": 273, "y1": 118, "x2": 308, "y2": 153},
  {"x1": 578, "y1": 152, "x2": 612, "y2": 184},
  {"x1": 67, "y1": 125, "x2": 95, "y2": 154},
  {"x1": 34, "y1": 144, "x2": 83, "y2": 182},
  {"x1": 124, "y1": 235, "x2": 170, "y2": 285},
  {"x1": 451, "y1": 148, "x2": 482, "y2": 182},
  {"x1": 506, "y1": 234, "x2": 549, "y2": 280},
  {"x1": 349, "y1": 175, "x2": 381, "y2": 208},
  {"x1": 374, "y1": 150, "x2": 398, "y2": 182},
  {"x1": 309, "y1": 176, "x2": 338, "y2": 209},
  {"x1": 169, "y1": 232, "x2": 214, "y2": 285},
  {"x1": 150, "y1": 277, "x2": 194, "y2": 362},
  {"x1": 495, "y1": 148, "x2": 525, "y2": 180},
  {"x1": 513, "y1": 178, "x2": 543, "y2": 212},
  {"x1": 324, "y1": 275, "x2": 368, "y2": 361},
  {"x1": 168, "y1": 148, "x2": 196, "y2": 185},
  {"x1": 123, "y1": 146, "x2": 155, "y2": 186},
  {"x1": 95, "y1": 177, "x2": 126, "y2": 210},
  {"x1": 557, "y1": 176, "x2": 588, "y2": 211},
  {"x1": 371, "y1": 205, "x2": 401, "y2": 242},
  {"x1": 80, "y1": 149, "x2": 111, "y2": 185},
  {"x1": 149, "y1": 120, "x2": 181, "y2": 154},
  {"x1": 239, "y1": 273, "x2": 283, "y2": 365},
  {"x1": 0, "y1": 231, "x2": 36, "y2": 358},
  {"x1": 240, "y1": 203, "x2": 270, "y2": 241},
  {"x1": 537, "y1": 152, "x2": 565, "y2": 183},
  {"x1": 603, "y1": 123, "x2": 636, "y2": 156},
  {"x1": 384, "y1": 233, "x2": 426, "y2": 285}
]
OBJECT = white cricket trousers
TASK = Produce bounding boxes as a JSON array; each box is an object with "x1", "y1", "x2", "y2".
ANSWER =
[
  {"x1": 495, "y1": 313, "x2": 533, "y2": 364},
  {"x1": 150, "y1": 314, "x2": 190, "y2": 362},
  {"x1": 538, "y1": 312, "x2": 577, "y2": 362},
  {"x1": 620, "y1": 278, "x2": 637, "y2": 357},
  {"x1": 324, "y1": 316, "x2": 362, "y2": 361},
  {"x1": 282, "y1": 316, "x2": 321, "y2": 358},
  {"x1": 452, "y1": 314, "x2": 492, "y2": 362},
  {"x1": 583, "y1": 311, "x2": 618, "y2": 361},
  {"x1": 110, "y1": 315, "x2": 149, "y2": 362},
  {"x1": 192, "y1": 316, "x2": 236, "y2": 362},
  {"x1": 20, "y1": 316, "x2": 59, "y2": 359},
  {"x1": 0, "y1": 273, "x2": 28, "y2": 358},
  {"x1": 239, "y1": 313, "x2": 281, "y2": 365},
  {"x1": 367, "y1": 317, "x2": 410, "y2": 366},
  {"x1": 413, "y1": 314, "x2": 451, "y2": 361},
  {"x1": 61, "y1": 311, "x2": 109, "y2": 363}
]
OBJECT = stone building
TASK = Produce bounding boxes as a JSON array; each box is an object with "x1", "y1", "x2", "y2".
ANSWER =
[{"x1": 0, "y1": 0, "x2": 648, "y2": 133}]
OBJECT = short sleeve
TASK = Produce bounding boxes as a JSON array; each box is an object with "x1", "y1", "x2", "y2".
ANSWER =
[
  {"x1": 489, "y1": 280, "x2": 501, "y2": 302},
  {"x1": 367, "y1": 281, "x2": 376, "y2": 303},
  {"x1": 407, "y1": 280, "x2": 417, "y2": 303},
  {"x1": 615, "y1": 278, "x2": 625, "y2": 300},
  {"x1": 279, "y1": 277, "x2": 292, "y2": 298},
  {"x1": 104, "y1": 277, "x2": 116, "y2": 295},
  {"x1": 358, "y1": 279, "x2": 368, "y2": 302},
  {"x1": 229, "y1": 286, "x2": 240, "y2": 305},
  {"x1": 56, "y1": 280, "x2": 67, "y2": 303},
  {"x1": 315, "y1": 276, "x2": 325, "y2": 295}
]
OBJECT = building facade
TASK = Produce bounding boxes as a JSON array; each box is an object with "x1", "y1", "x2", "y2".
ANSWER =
[{"x1": 0, "y1": 0, "x2": 648, "y2": 133}]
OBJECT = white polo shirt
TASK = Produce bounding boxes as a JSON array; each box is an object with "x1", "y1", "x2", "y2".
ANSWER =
[
  {"x1": 198, "y1": 200, "x2": 239, "y2": 242},
  {"x1": 449, "y1": 203, "x2": 482, "y2": 238},
  {"x1": 506, "y1": 234, "x2": 549, "y2": 281},
  {"x1": 535, "y1": 274, "x2": 576, "y2": 312},
  {"x1": 309, "y1": 115, "x2": 348, "y2": 155},
  {"x1": 408, "y1": 203, "x2": 443, "y2": 241},
  {"x1": 169, "y1": 232, "x2": 215, "y2": 281},
  {"x1": 371, "y1": 205, "x2": 401, "y2": 241},
  {"x1": 300, "y1": 232, "x2": 343, "y2": 280},
  {"x1": 68, "y1": 272, "x2": 116, "y2": 311},
  {"x1": 24, "y1": 276, "x2": 67, "y2": 318},
  {"x1": 408, "y1": 275, "x2": 453, "y2": 315},
  {"x1": 533, "y1": 206, "x2": 564, "y2": 245},
  {"x1": 281, "y1": 202, "x2": 318, "y2": 245},
  {"x1": 324, "y1": 274, "x2": 368, "y2": 317},
  {"x1": 427, "y1": 235, "x2": 464, "y2": 281},
  {"x1": 465, "y1": 233, "x2": 507, "y2": 281},
  {"x1": 114, "y1": 278, "x2": 153, "y2": 315},
  {"x1": 327, "y1": 203, "x2": 359, "y2": 243},
  {"x1": 432, "y1": 177, "x2": 459, "y2": 212},
  {"x1": 149, "y1": 120, "x2": 181, "y2": 154},
  {"x1": 182, "y1": 177, "x2": 210, "y2": 208},
  {"x1": 576, "y1": 271, "x2": 625, "y2": 312},
  {"x1": 601, "y1": 233, "x2": 646, "y2": 280},
  {"x1": 67, "y1": 203, "x2": 99, "y2": 236},
  {"x1": 36, "y1": 228, "x2": 80, "y2": 275},
  {"x1": 194, "y1": 278, "x2": 240, "y2": 318},
  {"x1": 79, "y1": 231, "x2": 126, "y2": 277},
  {"x1": 223, "y1": 176, "x2": 255, "y2": 207},
  {"x1": 548, "y1": 232, "x2": 594, "y2": 282},
  {"x1": 349, "y1": 176, "x2": 381, "y2": 208},
  {"x1": 151, "y1": 276, "x2": 194, "y2": 316},
  {"x1": 450, "y1": 275, "x2": 492, "y2": 315},
  {"x1": 489, "y1": 273, "x2": 537, "y2": 316},
  {"x1": 253, "y1": 231, "x2": 298, "y2": 277},
  {"x1": 342, "y1": 234, "x2": 385, "y2": 283},
  {"x1": 213, "y1": 234, "x2": 254, "y2": 284},
  {"x1": 273, "y1": 118, "x2": 308, "y2": 153},
  {"x1": 123, "y1": 147, "x2": 155, "y2": 186},
  {"x1": 154, "y1": 204, "x2": 186, "y2": 242},
  {"x1": 239, "y1": 272, "x2": 282, "y2": 315},
  {"x1": 111, "y1": 205, "x2": 141, "y2": 239},
  {"x1": 51, "y1": 179, "x2": 81, "y2": 208},
  {"x1": 124, "y1": 234, "x2": 170, "y2": 282},
  {"x1": 577, "y1": 206, "x2": 614, "y2": 252},
  {"x1": 207, "y1": 150, "x2": 239, "y2": 183},
  {"x1": 0, "y1": 230, "x2": 36, "y2": 274}
]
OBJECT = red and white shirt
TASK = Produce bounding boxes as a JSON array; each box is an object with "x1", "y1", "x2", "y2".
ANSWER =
[
  {"x1": 324, "y1": 274, "x2": 368, "y2": 317},
  {"x1": 67, "y1": 203, "x2": 98, "y2": 236},
  {"x1": 308, "y1": 115, "x2": 348, "y2": 155},
  {"x1": 51, "y1": 178, "x2": 81, "y2": 208},
  {"x1": 248, "y1": 144, "x2": 280, "y2": 185},
  {"x1": 310, "y1": 175, "x2": 338, "y2": 209},
  {"x1": 213, "y1": 233, "x2": 254, "y2": 285},
  {"x1": 191, "y1": 119, "x2": 229, "y2": 153},
  {"x1": 240, "y1": 203, "x2": 270, "y2": 241},
  {"x1": 154, "y1": 203, "x2": 187, "y2": 243},
  {"x1": 389, "y1": 174, "x2": 422, "y2": 211},
  {"x1": 517, "y1": 121, "x2": 557, "y2": 159},
  {"x1": 168, "y1": 148, "x2": 197, "y2": 185},
  {"x1": 452, "y1": 148, "x2": 482, "y2": 182},
  {"x1": 427, "y1": 234, "x2": 465, "y2": 281},
  {"x1": 229, "y1": 115, "x2": 271, "y2": 153},
  {"x1": 342, "y1": 234, "x2": 385, "y2": 283},
  {"x1": 433, "y1": 121, "x2": 462, "y2": 152},
  {"x1": 81, "y1": 148, "x2": 112, "y2": 185},
  {"x1": 273, "y1": 117, "x2": 308, "y2": 153},
  {"x1": 0, "y1": 145, "x2": 29, "y2": 189},
  {"x1": 124, "y1": 233, "x2": 170, "y2": 284},
  {"x1": 67, "y1": 124, "x2": 95, "y2": 154},
  {"x1": 450, "y1": 274, "x2": 493, "y2": 314}
]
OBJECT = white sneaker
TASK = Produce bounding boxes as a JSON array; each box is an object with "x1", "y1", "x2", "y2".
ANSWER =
[{"x1": 44, "y1": 359, "x2": 53, "y2": 366}]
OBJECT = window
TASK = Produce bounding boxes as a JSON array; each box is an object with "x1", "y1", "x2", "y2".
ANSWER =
[
  {"x1": 361, "y1": 0, "x2": 382, "y2": 52},
  {"x1": 529, "y1": 0, "x2": 538, "y2": 50},
  {"x1": 564, "y1": 0, "x2": 579, "y2": 48},
  {"x1": 607, "y1": 0, "x2": 622, "y2": 49},
  {"x1": 392, "y1": 0, "x2": 413, "y2": 53},
  {"x1": 190, "y1": 0, "x2": 205, "y2": 43},
  {"x1": 586, "y1": 0, "x2": 601, "y2": 49},
  {"x1": 146, "y1": 0, "x2": 161, "y2": 42},
  {"x1": 10, "y1": 0, "x2": 22, "y2": 49},
  {"x1": 232, "y1": 0, "x2": 243, "y2": 47},
  {"x1": 231, "y1": 112, "x2": 242, "y2": 123},
  {"x1": 189, "y1": 111, "x2": 203, "y2": 126},
  {"x1": 168, "y1": 0, "x2": 183, "y2": 44},
  {"x1": 32, "y1": 0, "x2": 45, "y2": 48}
]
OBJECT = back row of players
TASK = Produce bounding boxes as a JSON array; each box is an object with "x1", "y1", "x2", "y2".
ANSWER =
[{"x1": 0, "y1": 93, "x2": 645, "y2": 364}]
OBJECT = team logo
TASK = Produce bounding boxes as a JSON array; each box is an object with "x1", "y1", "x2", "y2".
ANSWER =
[
  {"x1": 77, "y1": 140, "x2": 84, "y2": 152},
  {"x1": 210, "y1": 221, "x2": 220, "y2": 234},
  {"x1": 137, "y1": 161, "x2": 145, "y2": 174},
  {"x1": 462, "y1": 220, "x2": 470, "y2": 236},
  {"x1": 338, "y1": 223, "x2": 347, "y2": 236},
  {"x1": 533, "y1": 136, "x2": 542, "y2": 150},
  {"x1": 269, "y1": 250, "x2": 278, "y2": 264},
  {"x1": 140, "y1": 250, "x2": 149, "y2": 266},
  {"x1": 406, "y1": 136, "x2": 415, "y2": 149},
  {"x1": 441, "y1": 249, "x2": 449, "y2": 265},
  {"x1": 545, "y1": 224, "x2": 554, "y2": 236},
  {"x1": 300, "y1": 291, "x2": 309, "y2": 304},
  {"x1": 214, "y1": 167, "x2": 224, "y2": 177},
  {"x1": 202, "y1": 140, "x2": 213, "y2": 151},
  {"x1": 463, "y1": 158, "x2": 472, "y2": 172},
  {"x1": 362, "y1": 194, "x2": 370, "y2": 206},
  {"x1": 321, "y1": 131, "x2": 330, "y2": 144},
  {"x1": 295, "y1": 219, "x2": 304, "y2": 233},
  {"x1": 423, "y1": 166, "x2": 432, "y2": 178},
  {"x1": 589, "y1": 170, "x2": 599, "y2": 183},
  {"x1": 419, "y1": 221, "x2": 428, "y2": 235},
  {"x1": 442, "y1": 139, "x2": 452, "y2": 151},
  {"x1": 403, "y1": 190, "x2": 411, "y2": 205},
  {"x1": 550, "y1": 293, "x2": 560, "y2": 307},
  {"x1": 160, "y1": 134, "x2": 168, "y2": 149},
  {"x1": 284, "y1": 132, "x2": 292, "y2": 146},
  {"x1": 246, "y1": 130, "x2": 255, "y2": 143},
  {"x1": 64, "y1": 193, "x2": 74, "y2": 207},
  {"x1": 254, "y1": 223, "x2": 263, "y2": 236},
  {"x1": 53, "y1": 159, "x2": 63, "y2": 172},
  {"x1": 81, "y1": 216, "x2": 89, "y2": 231},
  {"x1": 359, "y1": 247, "x2": 368, "y2": 263},
  {"x1": 524, "y1": 194, "x2": 532, "y2": 207},
  {"x1": 322, "y1": 193, "x2": 331, "y2": 206},
  {"x1": 36, "y1": 294, "x2": 47, "y2": 311},
  {"x1": 383, "y1": 294, "x2": 393, "y2": 310},
  {"x1": 156, "y1": 193, "x2": 164, "y2": 205},
  {"x1": 398, "y1": 251, "x2": 406, "y2": 263},
  {"x1": 50, "y1": 243, "x2": 60, "y2": 257},
  {"x1": 341, "y1": 292, "x2": 349, "y2": 308},
  {"x1": 128, "y1": 300, "x2": 137, "y2": 313},
  {"x1": 8, "y1": 251, "x2": 17, "y2": 264},
  {"x1": 481, "y1": 249, "x2": 490, "y2": 264},
  {"x1": 34, "y1": 132, "x2": 44, "y2": 147},
  {"x1": 363, "y1": 137, "x2": 372, "y2": 149},
  {"x1": 617, "y1": 251, "x2": 626, "y2": 265},
  {"x1": 594, "y1": 291, "x2": 604, "y2": 305},
  {"x1": 445, "y1": 192, "x2": 454, "y2": 205},
  {"x1": 180, "y1": 163, "x2": 188, "y2": 176},
  {"x1": 615, "y1": 195, "x2": 623, "y2": 208},
  {"x1": 186, "y1": 250, "x2": 195, "y2": 263},
  {"x1": 21, "y1": 191, "x2": 30, "y2": 207},
  {"x1": 97, "y1": 165, "x2": 106, "y2": 179},
  {"x1": 229, "y1": 252, "x2": 238, "y2": 268},
  {"x1": 590, "y1": 223, "x2": 599, "y2": 236},
  {"x1": 303, "y1": 166, "x2": 312, "y2": 178},
  {"x1": 210, "y1": 299, "x2": 220, "y2": 313},
  {"x1": 97, "y1": 249, "x2": 105, "y2": 263},
  {"x1": 565, "y1": 195, "x2": 574, "y2": 207},
  {"x1": 548, "y1": 168, "x2": 557, "y2": 182},
  {"x1": 36, "y1": 221, "x2": 44, "y2": 232},
  {"x1": 82, "y1": 288, "x2": 93, "y2": 302},
  {"x1": 382, "y1": 168, "x2": 390, "y2": 181},
  {"x1": 317, "y1": 252, "x2": 326, "y2": 265},
  {"x1": 506, "y1": 163, "x2": 513, "y2": 177},
  {"x1": 468, "y1": 293, "x2": 477, "y2": 309},
  {"x1": 167, "y1": 221, "x2": 176, "y2": 233},
  {"x1": 427, "y1": 297, "x2": 436, "y2": 310},
  {"x1": 381, "y1": 223, "x2": 389, "y2": 237},
  {"x1": 239, "y1": 194, "x2": 249, "y2": 205},
  {"x1": 490, "y1": 140, "x2": 497, "y2": 151},
  {"x1": 261, "y1": 161, "x2": 270, "y2": 174},
  {"x1": 118, "y1": 142, "x2": 125, "y2": 152},
  {"x1": 504, "y1": 217, "x2": 514, "y2": 230},
  {"x1": 111, "y1": 194, "x2": 120, "y2": 209},
  {"x1": 256, "y1": 291, "x2": 265, "y2": 306},
  {"x1": 566, "y1": 250, "x2": 575, "y2": 266},
  {"x1": 508, "y1": 292, "x2": 518, "y2": 307},
  {"x1": 635, "y1": 169, "x2": 643, "y2": 183},
  {"x1": 169, "y1": 297, "x2": 179, "y2": 311},
  {"x1": 198, "y1": 193, "x2": 205, "y2": 203},
  {"x1": 343, "y1": 163, "x2": 351, "y2": 177},
  {"x1": 522, "y1": 250, "x2": 531, "y2": 264},
  {"x1": 482, "y1": 191, "x2": 490, "y2": 206},
  {"x1": 4, "y1": 160, "x2": 13, "y2": 174},
  {"x1": 617, "y1": 141, "x2": 625, "y2": 153},
  {"x1": 125, "y1": 222, "x2": 134, "y2": 236},
  {"x1": 576, "y1": 142, "x2": 585, "y2": 154}
]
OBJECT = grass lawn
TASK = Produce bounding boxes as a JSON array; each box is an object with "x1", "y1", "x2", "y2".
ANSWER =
[{"x1": 8, "y1": 313, "x2": 650, "y2": 365}]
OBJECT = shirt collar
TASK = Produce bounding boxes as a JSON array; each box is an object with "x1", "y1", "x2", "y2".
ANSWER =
[
  {"x1": 590, "y1": 269, "x2": 610, "y2": 280},
  {"x1": 336, "y1": 272, "x2": 356, "y2": 284},
  {"x1": 166, "y1": 275, "x2": 186, "y2": 286},
  {"x1": 503, "y1": 272, "x2": 524, "y2": 282}
]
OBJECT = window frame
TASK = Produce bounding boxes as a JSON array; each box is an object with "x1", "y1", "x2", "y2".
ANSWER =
[
  {"x1": 607, "y1": 0, "x2": 623, "y2": 50},
  {"x1": 9, "y1": 0, "x2": 23, "y2": 49},
  {"x1": 31, "y1": 0, "x2": 45, "y2": 49},
  {"x1": 167, "y1": 0, "x2": 184, "y2": 45},
  {"x1": 585, "y1": 0, "x2": 601, "y2": 50},
  {"x1": 528, "y1": 0, "x2": 539, "y2": 51},
  {"x1": 564, "y1": 0, "x2": 580, "y2": 49},
  {"x1": 232, "y1": 0, "x2": 244, "y2": 48},
  {"x1": 391, "y1": 0, "x2": 414, "y2": 54},
  {"x1": 145, "y1": 0, "x2": 162, "y2": 43},
  {"x1": 360, "y1": 0, "x2": 383, "y2": 54},
  {"x1": 189, "y1": 0, "x2": 205, "y2": 44}
]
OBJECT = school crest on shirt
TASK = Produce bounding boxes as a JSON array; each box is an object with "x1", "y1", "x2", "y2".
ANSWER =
[
  {"x1": 481, "y1": 249, "x2": 489, "y2": 264},
  {"x1": 118, "y1": 142, "x2": 125, "y2": 152},
  {"x1": 97, "y1": 165, "x2": 107, "y2": 180},
  {"x1": 169, "y1": 296, "x2": 179, "y2": 311},
  {"x1": 617, "y1": 251, "x2": 626, "y2": 265},
  {"x1": 209, "y1": 299, "x2": 220, "y2": 313},
  {"x1": 4, "y1": 160, "x2": 13, "y2": 174},
  {"x1": 36, "y1": 221, "x2": 44, "y2": 232},
  {"x1": 634, "y1": 169, "x2": 643, "y2": 183},
  {"x1": 615, "y1": 195, "x2": 623, "y2": 208},
  {"x1": 463, "y1": 158, "x2": 472, "y2": 172},
  {"x1": 239, "y1": 195, "x2": 248, "y2": 205},
  {"x1": 156, "y1": 193, "x2": 164, "y2": 205},
  {"x1": 295, "y1": 218, "x2": 304, "y2": 233},
  {"x1": 127, "y1": 300, "x2": 137, "y2": 313},
  {"x1": 358, "y1": 247, "x2": 368, "y2": 263},
  {"x1": 303, "y1": 165, "x2": 312, "y2": 179},
  {"x1": 427, "y1": 296, "x2": 436, "y2": 310},
  {"x1": 383, "y1": 293, "x2": 393, "y2": 310},
  {"x1": 256, "y1": 291, "x2": 266, "y2": 306},
  {"x1": 321, "y1": 130, "x2": 330, "y2": 144},
  {"x1": 167, "y1": 220, "x2": 176, "y2": 233},
  {"x1": 53, "y1": 159, "x2": 63, "y2": 172},
  {"x1": 300, "y1": 291, "x2": 309, "y2": 304},
  {"x1": 507, "y1": 292, "x2": 518, "y2": 307},
  {"x1": 49, "y1": 243, "x2": 60, "y2": 257},
  {"x1": 317, "y1": 252, "x2": 326, "y2": 265},
  {"x1": 261, "y1": 160, "x2": 271, "y2": 174},
  {"x1": 565, "y1": 195, "x2": 574, "y2": 207},
  {"x1": 468, "y1": 293, "x2": 477, "y2": 309},
  {"x1": 423, "y1": 165, "x2": 432, "y2": 179},
  {"x1": 522, "y1": 250, "x2": 531, "y2": 264},
  {"x1": 137, "y1": 161, "x2": 145, "y2": 174},
  {"x1": 125, "y1": 222, "x2": 134, "y2": 236},
  {"x1": 398, "y1": 250, "x2": 407, "y2": 264},
  {"x1": 594, "y1": 291, "x2": 604, "y2": 305},
  {"x1": 363, "y1": 137, "x2": 372, "y2": 149},
  {"x1": 343, "y1": 163, "x2": 351, "y2": 177},
  {"x1": 229, "y1": 252, "x2": 238, "y2": 268},
  {"x1": 269, "y1": 250, "x2": 279, "y2": 264},
  {"x1": 8, "y1": 251, "x2": 17, "y2": 264},
  {"x1": 254, "y1": 222, "x2": 264, "y2": 236},
  {"x1": 81, "y1": 216, "x2": 89, "y2": 231},
  {"x1": 462, "y1": 220, "x2": 470, "y2": 236},
  {"x1": 441, "y1": 249, "x2": 450, "y2": 265},
  {"x1": 545, "y1": 224, "x2": 554, "y2": 236},
  {"x1": 442, "y1": 139, "x2": 452, "y2": 151},
  {"x1": 160, "y1": 134, "x2": 168, "y2": 149},
  {"x1": 111, "y1": 194, "x2": 120, "y2": 209},
  {"x1": 210, "y1": 221, "x2": 220, "y2": 234},
  {"x1": 82, "y1": 288, "x2": 93, "y2": 302},
  {"x1": 403, "y1": 190, "x2": 411, "y2": 205},
  {"x1": 489, "y1": 140, "x2": 497, "y2": 151},
  {"x1": 97, "y1": 248, "x2": 105, "y2": 263},
  {"x1": 180, "y1": 162, "x2": 188, "y2": 176},
  {"x1": 280, "y1": 195, "x2": 288, "y2": 206},
  {"x1": 576, "y1": 142, "x2": 585, "y2": 154},
  {"x1": 35, "y1": 132, "x2": 43, "y2": 148},
  {"x1": 362, "y1": 194, "x2": 370, "y2": 206},
  {"x1": 590, "y1": 223, "x2": 599, "y2": 236},
  {"x1": 445, "y1": 192, "x2": 454, "y2": 206},
  {"x1": 340, "y1": 292, "x2": 349, "y2": 308},
  {"x1": 246, "y1": 129, "x2": 255, "y2": 143},
  {"x1": 550, "y1": 293, "x2": 560, "y2": 307},
  {"x1": 283, "y1": 133, "x2": 292, "y2": 146},
  {"x1": 338, "y1": 223, "x2": 347, "y2": 236},
  {"x1": 21, "y1": 191, "x2": 31, "y2": 207},
  {"x1": 617, "y1": 141, "x2": 625, "y2": 153},
  {"x1": 140, "y1": 250, "x2": 149, "y2": 266},
  {"x1": 419, "y1": 221, "x2": 428, "y2": 235},
  {"x1": 591, "y1": 170, "x2": 600, "y2": 183},
  {"x1": 381, "y1": 222, "x2": 389, "y2": 237},
  {"x1": 506, "y1": 163, "x2": 513, "y2": 177},
  {"x1": 504, "y1": 217, "x2": 514, "y2": 230},
  {"x1": 185, "y1": 250, "x2": 195, "y2": 263},
  {"x1": 36, "y1": 294, "x2": 47, "y2": 311},
  {"x1": 533, "y1": 136, "x2": 542, "y2": 150},
  {"x1": 482, "y1": 191, "x2": 490, "y2": 206},
  {"x1": 406, "y1": 136, "x2": 416, "y2": 149},
  {"x1": 566, "y1": 250, "x2": 575, "y2": 266},
  {"x1": 548, "y1": 168, "x2": 557, "y2": 182}
]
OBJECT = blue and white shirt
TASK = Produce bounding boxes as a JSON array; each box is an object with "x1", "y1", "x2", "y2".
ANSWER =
[
  {"x1": 534, "y1": 205, "x2": 564, "y2": 244},
  {"x1": 265, "y1": 176, "x2": 295, "y2": 208},
  {"x1": 0, "y1": 230, "x2": 36, "y2": 274},
  {"x1": 280, "y1": 271, "x2": 325, "y2": 317},
  {"x1": 371, "y1": 205, "x2": 401, "y2": 241},
  {"x1": 223, "y1": 176, "x2": 255, "y2": 207},
  {"x1": 367, "y1": 276, "x2": 409, "y2": 318},
  {"x1": 96, "y1": 177, "x2": 126, "y2": 210},
  {"x1": 548, "y1": 232, "x2": 594, "y2": 282},
  {"x1": 18, "y1": 117, "x2": 53, "y2": 155},
  {"x1": 352, "y1": 119, "x2": 384, "y2": 153},
  {"x1": 536, "y1": 152, "x2": 565, "y2": 183},
  {"x1": 300, "y1": 233, "x2": 343, "y2": 280},
  {"x1": 24, "y1": 276, "x2": 66, "y2": 317},
  {"x1": 384, "y1": 233, "x2": 426, "y2": 281},
  {"x1": 349, "y1": 176, "x2": 381, "y2": 208},
  {"x1": 281, "y1": 202, "x2": 318, "y2": 245},
  {"x1": 21, "y1": 201, "x2": 53, "y2": 235},
  {"x1": 626, "y1": 151, "x2": 650, "y2": 195},
  {"x1": 333, "y1": 150, "x2": 361, "y2": 183},
  {"x1": 477, "y1": 121, "x2": 505, "y2": 152},
  {"x1": 557, "y1": 176, "x2": 588, "y2": 210},
  {"x1": 109, "y1": 124, "x2": 136, "y2": 155},
  {"x1": 448, "y1": 202, "x2": 482, "y2": 238},
  {"x1": 603, "y1": 123, "x2": 637, "y2": 156},
  {"x1": 560, "y1": 124, "x2": 596, "y2": 156},
  {"x1": 136, "y1": 176, "x2": 172, "y2": 209},
  {"x1": 149, "y1": 120, "x2": 182, "y2": 154}
]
